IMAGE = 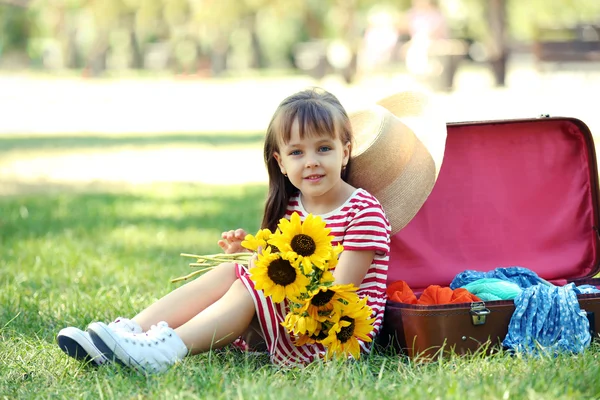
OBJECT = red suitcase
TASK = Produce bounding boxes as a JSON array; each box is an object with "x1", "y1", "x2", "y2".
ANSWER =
[{"x1": 378, "y1": 116, "x2": 600, "y2": 358}]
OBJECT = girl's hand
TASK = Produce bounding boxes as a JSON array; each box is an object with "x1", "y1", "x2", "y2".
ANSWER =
[{"x1": 217, "y1": 229, "x2": 248, "y2": 254}]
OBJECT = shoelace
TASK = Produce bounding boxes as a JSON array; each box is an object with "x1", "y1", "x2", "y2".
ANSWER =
[{"x1": 148, "y1": 321, "x2": 170, "y2": 332}]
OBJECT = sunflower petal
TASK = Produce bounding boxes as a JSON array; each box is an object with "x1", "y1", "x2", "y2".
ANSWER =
[{"x1": 301, "y1": 257, "x2": 313, "y2": 275}]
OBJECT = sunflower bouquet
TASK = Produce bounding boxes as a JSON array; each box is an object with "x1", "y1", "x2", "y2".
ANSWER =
[
  {"x1": 242, "y1": 212, "x2": 376, "y2": 360},
  {"x1": 174, "y1": 212, "x2": 375, "y2": 359}
]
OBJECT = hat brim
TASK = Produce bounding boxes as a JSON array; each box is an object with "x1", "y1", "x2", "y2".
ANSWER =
[{"x1": 348, "y1": 105, "x2": 437, "y2": 235}]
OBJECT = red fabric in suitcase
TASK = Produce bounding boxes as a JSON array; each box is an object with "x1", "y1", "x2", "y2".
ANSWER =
[{"x1": 389, "y1": 118, "x2": 599, "y2": 291}]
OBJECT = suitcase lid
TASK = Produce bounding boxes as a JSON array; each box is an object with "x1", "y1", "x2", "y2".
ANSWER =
[{"x1": 388, "y1": 117, "x2": 600, "y2": 291}]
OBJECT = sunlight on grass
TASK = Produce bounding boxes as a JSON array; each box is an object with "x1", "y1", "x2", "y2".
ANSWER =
[{"x1": 0, "y1": 131, "x2": 268, "y2": 193}]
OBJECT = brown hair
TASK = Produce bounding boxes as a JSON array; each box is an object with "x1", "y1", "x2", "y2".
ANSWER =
[{"x1": 261, "y1": 87, "x2": 354, "y2": 231}]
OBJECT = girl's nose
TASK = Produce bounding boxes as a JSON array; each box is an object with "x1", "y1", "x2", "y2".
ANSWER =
[{"x1": 305, "y1": 158, "x2": 320, "y2": 168}]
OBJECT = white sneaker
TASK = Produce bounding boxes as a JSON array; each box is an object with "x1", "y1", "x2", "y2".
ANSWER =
[
  {"x1": 88, "y1": 321, "x2": 188, "y2": 374},
  {"x1": 57, "y1": 327, "x2": 109, "y2": 365},
  {"x1": 57, "y1": 317, "x2": 142, "y2": 365}
]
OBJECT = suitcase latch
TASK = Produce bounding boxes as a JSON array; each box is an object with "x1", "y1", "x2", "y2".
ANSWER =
[{"x1": 470, "y1": 302, "x2": 490, "y2": 326}]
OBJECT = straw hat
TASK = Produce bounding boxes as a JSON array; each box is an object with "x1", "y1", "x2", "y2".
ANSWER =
[{"x1": 347, "y1": 90, "x2": 447, "y2": 235}]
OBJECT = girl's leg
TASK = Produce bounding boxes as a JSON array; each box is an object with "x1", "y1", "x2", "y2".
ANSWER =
[
  {"x1": 132, "y1": 262, "x2": 237, "y2": 331},
  {"x1": 87, "y1": 278, "x2": 257, "y2": 373},
  {"x1": 175, "y1": 279, "x2": 256, "y2": 354}
]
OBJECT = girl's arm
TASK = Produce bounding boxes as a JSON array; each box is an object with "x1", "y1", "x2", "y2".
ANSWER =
[
  {"x1": 332, "y1": 250, "x2": 376, "y2": 288},
  {"x1": 330, "y1": 193, "x2": 391, "y2": 289}
]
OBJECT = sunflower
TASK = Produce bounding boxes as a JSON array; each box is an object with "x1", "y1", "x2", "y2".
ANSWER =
[
  {"x1": 281, "y1": 308, "x2": 320, "y2": 336},
  {"x1": 268, "y1": 213, "x2": 333, "y2": 275},
  {"x1": 299, "y1": 284, "x2": 360, "y2": 322},
  {"x1": 249, "y1": 247, "x2": 310, "y2": 303},
  {"x1": 320, "y1": 297, "x2": 375, "y2": 360},
  {"x1": 241, "y1": 228, "x2": 274, "y2": 252}
]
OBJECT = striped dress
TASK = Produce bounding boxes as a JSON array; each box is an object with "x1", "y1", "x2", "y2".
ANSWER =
[{"x1": 235, "y1": 188, "x2": 391, "y2": 367}]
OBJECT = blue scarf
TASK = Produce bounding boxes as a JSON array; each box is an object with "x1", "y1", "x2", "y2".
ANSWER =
[{"x1": 502, "y1": 283, "x2": 591, "y2": 354}]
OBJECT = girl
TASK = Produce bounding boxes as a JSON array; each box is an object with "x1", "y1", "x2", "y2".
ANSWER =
[{"x1": 57, "y1": 87, "x2": 391, "y2": 373}]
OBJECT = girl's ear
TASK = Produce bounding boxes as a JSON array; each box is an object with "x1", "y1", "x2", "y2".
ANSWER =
[
  {"x1": 273, "y1": 152, "x2": 286, "y2": 175},
  {"x1": 342, "y1": 141, "x2": 351, "y2": 167}
]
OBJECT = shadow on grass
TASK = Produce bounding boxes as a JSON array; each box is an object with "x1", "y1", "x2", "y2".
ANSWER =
[
  {"x1": 0, "y1": 183, "x2": 266, "y2": 251},
  {"x1": 0, "y1": 132, "x2": 265, "y2": 152}
]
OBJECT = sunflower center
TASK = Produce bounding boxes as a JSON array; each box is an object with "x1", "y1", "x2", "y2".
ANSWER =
[
  {"x1": 310, "y1": 289, "x2": 335, "y2": 306},
  {"x1": 266, "y1": 258, "x2": 297, "y2": 286},
  {"x1": 291, "y1": 234, "x2": 316, "y2": 256},
  {"x1": 337, "y1": 316, "x2": 355, "y2": 343}
]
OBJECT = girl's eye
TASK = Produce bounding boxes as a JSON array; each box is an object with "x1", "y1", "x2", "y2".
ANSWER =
[
  {"x1": 319, "y1": 146, "x2": 332, "y2": 152},
  {"x1": 289, "y1": 150, "x2": 302, "y2": 156}
]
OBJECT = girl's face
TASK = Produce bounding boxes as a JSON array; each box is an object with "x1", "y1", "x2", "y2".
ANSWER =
[{"x1": 273, "y1": 118, "x2": 351, "y2": 206}]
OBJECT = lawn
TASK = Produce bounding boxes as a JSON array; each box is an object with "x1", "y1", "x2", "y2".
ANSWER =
[{"x1": 1, "y1": 135, "x2": 600, "y2": 399}]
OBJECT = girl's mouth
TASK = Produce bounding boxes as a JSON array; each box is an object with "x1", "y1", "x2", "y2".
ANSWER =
[{"x1": 305, "y1": 175, "x2": 324, "y2": 181}]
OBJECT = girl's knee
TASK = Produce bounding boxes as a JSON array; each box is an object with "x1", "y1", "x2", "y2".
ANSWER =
[{"x1": 214, "y1": 262, "x2": 238, "y2": 280}]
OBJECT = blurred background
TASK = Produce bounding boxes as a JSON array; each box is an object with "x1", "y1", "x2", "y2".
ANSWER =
[
  {"x1": 1, "y1": 0, "x2": 599, "y2": 84},
  {"x1": 1, "y1": 0, "x2": 600, "y2": 192}
]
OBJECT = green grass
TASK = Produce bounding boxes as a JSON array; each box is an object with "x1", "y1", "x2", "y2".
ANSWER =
[{"x1": 1, "y1": 184, "x2": 600, "y2": 399}]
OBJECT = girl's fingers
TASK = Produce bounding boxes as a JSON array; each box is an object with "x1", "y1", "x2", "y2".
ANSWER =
[
  {"x1": 225, "y1": 230, "x2": 236, "y2": 241},
  {"x1": 219, "y1": 229, "x2": 246, "y2": 249}
]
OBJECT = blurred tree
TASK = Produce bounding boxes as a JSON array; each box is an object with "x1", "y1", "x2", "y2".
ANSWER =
[
  {"x1": 487, "y1": 0, "x2": 508, "y2": 86},
  {"x1": 86, "y1": 0, "x2": 123, "y2": 74},
  {"x1": 0, "y1": 1, "x2": 30, "y2": 60}
]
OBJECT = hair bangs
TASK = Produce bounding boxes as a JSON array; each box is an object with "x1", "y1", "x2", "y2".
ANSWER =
[
  {"x1": 276, "y1": 100, "x2": 339, "y2": 144},
  {"x1": 298, "y1": 102, "x2": 338, "y2": 141}
]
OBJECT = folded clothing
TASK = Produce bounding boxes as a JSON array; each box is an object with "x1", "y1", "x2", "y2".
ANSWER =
[
  {"x1": 387, "y1": 280, "x2": 481, "y2": 305},
  {"x1": 574, "y1": 284, "x2": 600, "y2": 295},
  {"x1": 450, "y1": 266, "x2": 550, "y2": 289},
  {"x1": 461, "y1": 278, "x2": 522, "y2": 301},
  {"x1": 386, "y1": 280, "x2": 418, "y2": 304},
  {"x1": 418, "y1": 286, "x2": 482, "y2": 305}
]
